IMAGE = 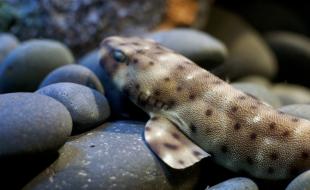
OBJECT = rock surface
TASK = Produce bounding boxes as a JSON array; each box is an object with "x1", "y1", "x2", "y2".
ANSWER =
[
  {"x1": 208, "y1": 177, "x2": 258, "y2": 190},
  {"x1": 0, "y1": 93, "x2": 72, "y2": 158},
  {"x1": 286, "y1": 170, "x2": 310, "y2": 190},
  {"x1": 0, "y1": 39, "x2": 74, "y2": 93},
  {"x1": 223, "y1": 1, "x2": 309, "y2": 35},
  {"x1": 37, "y1": 82, "x2": 110, "y2": 134},
  {"x1": 232, "y1": 82, "x2": 282, "y2": 108},
  {"x1": 272, "y1": 83, "x2": 310, "y2": 105},
  {"x1": 145, "y1": 28, "x2": 227, "y2": 69},
  {"x1": 265, "y1": 32, "x2": 310, "y2": 87},
  {"x1": 237, "y1": 75, "x2": 271, "y2": 87},
  {"x1": 40, "y1": 64, "x2": 104, "y2": 93},
  {"x1": 0, "y1": 33, "x2": 19, "y2": 64},
  {"x1": 278, "y1": 104, "x2": 310, "y2": 120},
  {"x1": 207, "y1": 7, "x2": 277, "y2": 80},
  {"x1": 24, "y1": 121, "x2": 201, "y2": 190}
]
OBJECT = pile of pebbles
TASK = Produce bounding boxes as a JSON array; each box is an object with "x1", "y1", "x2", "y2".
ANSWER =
[{"x1": 1, "y1": 3, "x2": 310, "y2": 190}]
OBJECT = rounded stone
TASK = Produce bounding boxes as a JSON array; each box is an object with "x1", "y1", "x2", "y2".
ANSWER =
[
  {"x1": 272, "y1": 83, "x2": 310, "y2": 105},
  {"x1": 208, "y1": 177, "x2": 258, "y2": 190},
  {"x1": 230, "y1": 2, "x2": 309, "y2": 35},
  {"x1": 207, "y1": 7, "x2": 277, "y2": 79},
  {"x1": 237, "y1": 75, "x2": 272, "y2": 87},
  {"x1": 0, "y1": 33, "x2": 19, "y2": 64},
  {"x1": 286, "y1": 170, "x2": 310, "y2": 190},
  {"x1": 0, "y1": 39, "x2": 74, "y2": 93},
  {"x1": 265, "y1": 32, "x2": 310, "y2": 87},
  {"x1": 278, "y1": 104, "x2": 310, "y2": 120},
  {"x1": 24, "y1": 121, "x2": 201, "y2": 190},
  {"x1": 79, "y1": 50, "x2": 148, "y2": 121},
  {"x1": 39, "y1": 64, "x2": 104, "y2": 93},
  {"x1": 145, "y1": 29, "x2": 228, "y2": 69},
  {"x1": 79, "y1": 49, "x2": 99, "y2": 69},
  {"x1": 232, "y1": 82, "x2": 282, "y2": 108},
  {"x1": 36, "y1": 82, "x2": 110, "y2": 134},
  {"x1": 0, "y1": 93, "x2": 72, "y2": 158}
]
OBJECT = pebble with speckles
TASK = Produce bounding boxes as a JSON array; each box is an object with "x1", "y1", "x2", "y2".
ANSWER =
[{"x1": 24, "y1": 121, "x2": 201, "y2": 190}]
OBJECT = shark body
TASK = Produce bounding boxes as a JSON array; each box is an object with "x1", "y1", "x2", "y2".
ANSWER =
[{"x1": 99, "y1": 36, "x2": 310, "y2": 180}]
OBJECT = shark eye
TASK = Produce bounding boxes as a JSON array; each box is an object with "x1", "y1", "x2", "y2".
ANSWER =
[{"x1": 112, "y1": 49, "x2": 127, "y2": 63}]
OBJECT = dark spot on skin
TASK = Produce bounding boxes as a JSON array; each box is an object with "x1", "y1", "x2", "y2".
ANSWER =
[
  {"x1": 171, "y1": 133, "x2": 180, "y2": 140},
  {"x1": 167, "y1": 100, "x2": 176, "y2": 108},
  {"x1": 213, "y1": 80, "x2": 222, "y2": 85},
  {"x1": 149, "y1": 61, "x2": 154, "y2": 66},
  {"x1": 178, "y1": 160, "x2": 185, "y2": 165},
  {"x1": 145, "y1": 126, "x2": 151, "y2": 132},
  {"x1": 132, "y1": 42, "x2": 140, "y2": 46},
  {"x1": 155, "y1": 45, "x2": 163, "y2": 50},
  {"x1": 301, "y1": 151, "x2": 309, "y2": 160},
  {"x1": 282, "y1": 130, "x2": 290, "y2": 137},
  {"x1": 189, "y1": 93, "x2": 196, "y2": 100},
  {"x1": 154, "y1": 89, "x2": 161, "y2": 96},
  {"x1": 164, "y1": 77, "x2": 170, "y2": 82},
  {"x1": 154, "y1": 51, "x2": 163, "y2": 55},
  {"x1": 163, "y1": 143, "x2": 179, "y2": 150},
  {"x1": 151, "y1": 116, "x2": 159, "y2": 121},
  {"x1": 90, "y1": 145, "x2": 96, "y2": 148},
  {"x1": 269, "y1": 122, "x2": 276, "y2": 130},
  {"x1": 270, "y1": 153, "x2": 279, "y2": 161},
  {"x1": 185, "y1": 61, "x2": 191, "y2": 64},
  {"x1": 278, "y1": 111, "x2": 285, "y2": 115},
  {"x1": 250, "y1": 133, "x2": 257, "y2": 140},
  {"x1": 246, "y1": 157, "x2": 253, "y2": 165},
  {"x1": 193, "y1": 150, "x2": 202, "y2": 157},
  {"x1": 135, "y1": 83, "x2": 140, "y2": 90},
  {"x1": 177, "y1": 65, "x2": 185, "y2": 70},
  {"x1": 133, "y1": 59, "x2": 139, "y2": 64},
  {"x1": 119, "y1": 43, "x2": 127, "y2": 46},
  {"x1": 238, "y1": 95, "x2": 246, "y2": 100},
  {"x1": 136, "y1": 49, "x2": 145, "y2": 54},
  {"x1": 231, "y1": 106, "x2": 238, "y2": 113},
  {"x1": 176, "y1": 86, "x2": 183, "y2": 92},
  {"x1": 267, "y1": 167, "x2": 275, "y2": 174},
  {"x1": 221, "y1": 145, "x2": 228, "y2": 153},
  {"x1": 292, "y1": 118, "x2": 299, "y2": 122},
  {"x1": 205, "y1": 109, "x2": 213, "y2": 116},
  {"x1": 234, "y1": 123, "x2": 241, "y2": 130},
  {"x1": 190, "y1": 124, "x2": 197, "y2": 133},
  {"x1": 250, "y1": 105, "x2": 258, "y2": 109}
]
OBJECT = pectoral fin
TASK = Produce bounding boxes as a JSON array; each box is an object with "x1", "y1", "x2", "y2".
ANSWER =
[{"x1": 144, "y1": 115, "x2": 210, "y2": 169}]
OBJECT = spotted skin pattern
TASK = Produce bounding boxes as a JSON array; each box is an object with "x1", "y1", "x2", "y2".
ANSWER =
[{"x1": 99, "y1": 36, "x2": 310, "y2": 180}]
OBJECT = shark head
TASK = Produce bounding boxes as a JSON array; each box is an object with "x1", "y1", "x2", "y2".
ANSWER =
[{"x1": 99, "y1": 36, "x2": 195, "y2": 111}]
